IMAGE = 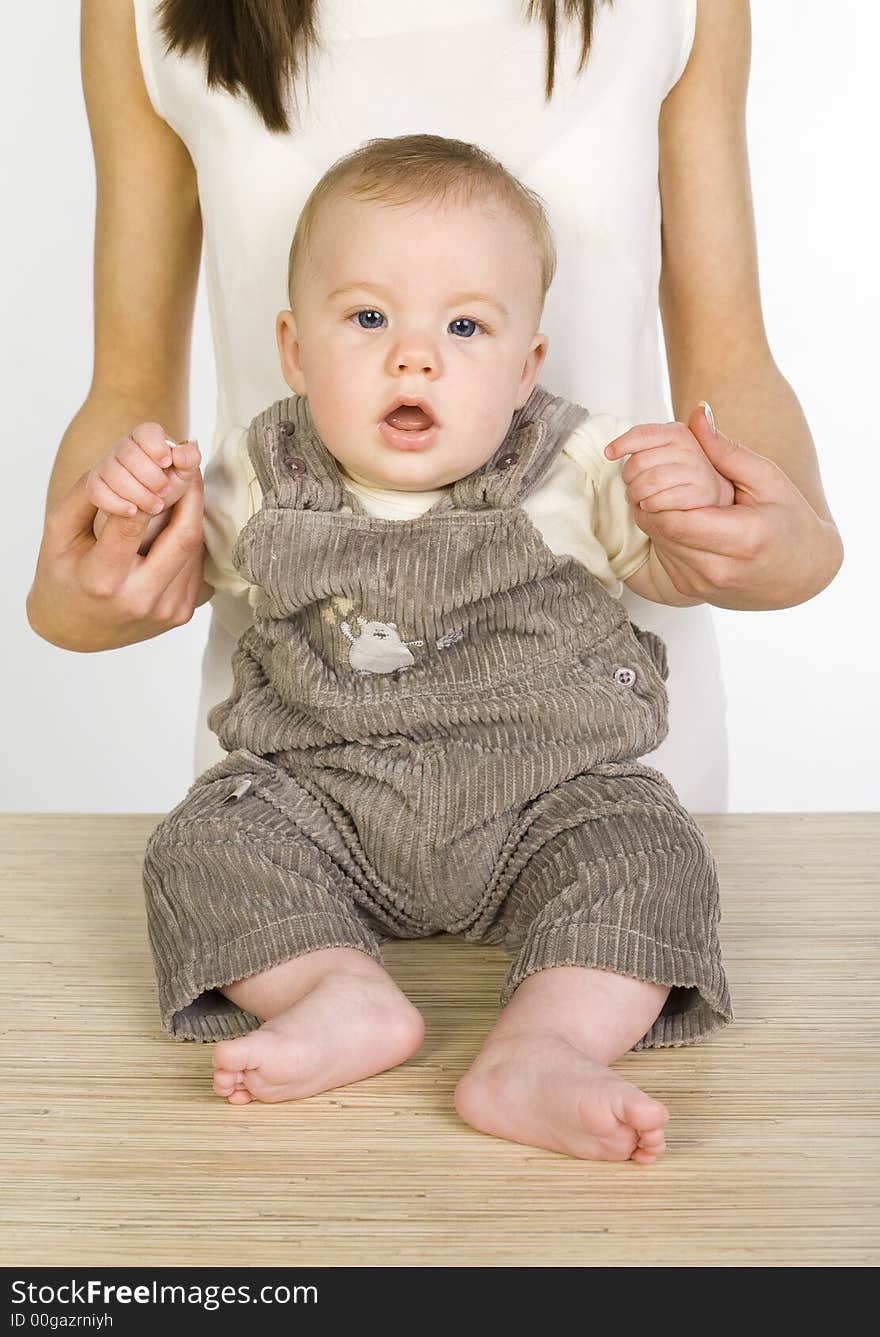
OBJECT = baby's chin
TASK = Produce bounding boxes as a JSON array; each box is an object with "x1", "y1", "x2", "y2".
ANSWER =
[
  {"x1": 357, "y1": 470, "x2": 451, "y2": 493},
  {"x1": 361, "y1": 445, "x2": 516, "y2": 492},
  {"x1": 339, "y1": 453, "x2": 456, "y2": 493}
]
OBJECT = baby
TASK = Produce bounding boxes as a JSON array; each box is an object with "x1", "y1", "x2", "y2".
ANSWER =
[{"x1": 88, "y1": 135, "x2": 734, "y2": 1165}]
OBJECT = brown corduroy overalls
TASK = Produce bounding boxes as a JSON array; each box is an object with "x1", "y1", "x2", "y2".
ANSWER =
[{"x1": 142, "y1": 384, "x2": 733, "y2": 1048}]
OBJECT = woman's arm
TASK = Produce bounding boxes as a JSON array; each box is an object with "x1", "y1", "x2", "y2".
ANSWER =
[
  {"x1": 659, "y1": 0, "x2": 825, "y2": 507},
  {"x1": 655, "y1": 0, "x2": 842, "y2": 602},
  {"x1": 27, "y1": 0, "x2": 212, "y2": 649},
  {"x1": 53, "y1": 0, "x2": 201, "y2": 506}
]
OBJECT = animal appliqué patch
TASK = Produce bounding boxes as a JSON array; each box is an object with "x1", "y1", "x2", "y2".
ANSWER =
[{"x1": 339, "y1": 617, "x2": 464, "y2": 677}]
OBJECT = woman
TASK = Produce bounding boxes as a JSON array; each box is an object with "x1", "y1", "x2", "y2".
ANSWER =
[{"x1": 26, "y1": 0, "x2": 842, "y2": 812}]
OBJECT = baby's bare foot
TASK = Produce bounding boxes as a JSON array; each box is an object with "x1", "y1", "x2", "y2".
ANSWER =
[
  {"x1": 212, "y1": 969, "x2": 425, "y2": 1105},
  {"x1": 454, "y1": 1030, "x2": 670, "y2": 1164}
]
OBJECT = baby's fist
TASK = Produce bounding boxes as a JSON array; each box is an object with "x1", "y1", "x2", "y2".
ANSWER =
[
  {"x1": 87, "y1": 424, "x2": 199, "y2": 519},
  {"x1": 605, "y1": 421, "x2": 735, "y2": 512},
  {"x1": 89, "y1": 425, "x2": 201, "y2": 550}
]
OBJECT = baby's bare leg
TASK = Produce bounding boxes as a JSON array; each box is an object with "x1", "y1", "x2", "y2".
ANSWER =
[
  {"x1": 454, "y1": 966, "x2": 671, "y2": 1164},
  {"x1": 212, "y1": 947, "x2": 425, "y2": 1105}
]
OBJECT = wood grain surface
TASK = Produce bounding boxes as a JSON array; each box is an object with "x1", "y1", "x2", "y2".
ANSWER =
[{"x1": 1, "y1": 812, "x2": 877, "y2": 1267}]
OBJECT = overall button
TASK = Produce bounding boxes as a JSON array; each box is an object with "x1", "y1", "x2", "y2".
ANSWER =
[
  {"x1": 497, "y1": 451, "x2": 519, "y2": 469},
  {"x1": 613, "y1": 666, "x2": 637, "y2": 688},
  {"x1": 286, "y1": 455, "x2": 307, "y2": 476},
  {"x1": 277, "y1": 421, "x2": 295, "y2": 437}
]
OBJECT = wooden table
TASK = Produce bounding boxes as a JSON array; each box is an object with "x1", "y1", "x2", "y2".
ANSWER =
[{"x1": 1, "y1": 813, "x2": 877, "y2": 1267}]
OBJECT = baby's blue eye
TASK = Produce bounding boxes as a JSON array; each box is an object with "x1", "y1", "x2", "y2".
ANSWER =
[
  {"x1": 350, "y1": 310, "x2": 484, "y2": 337},
  {"x1": 450, "y1": 318, "x2": 479, "y2": 338},
  {"x1": 354, "y1": 309, "x2": 385, "y2": 330}
]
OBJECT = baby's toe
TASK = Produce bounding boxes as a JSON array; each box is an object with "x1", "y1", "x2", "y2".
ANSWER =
[
  {"x1": 212, "y1": 1034, "x2": 277, "y2": 1101},
  {"x1": 614, "y1": 1085, "x2": 669, "y2": 1134},
  {"x1": 213, "y1": 1066, "x2": 255, "y2": 1104},
  {"x1": 212, "y1": 1066, "x2": 241, "y2": 1096},
  {"x1": 630, "y1": 1113, "x2": 669, "y2": 1164},
  {"x1": 213, "y1": 1034, "x2": 258, "y2": 1072}
]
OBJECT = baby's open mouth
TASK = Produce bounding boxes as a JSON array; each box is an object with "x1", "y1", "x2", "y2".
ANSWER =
[{"x1": 383, "y1": 404, "x2": 435, "y2": 431}]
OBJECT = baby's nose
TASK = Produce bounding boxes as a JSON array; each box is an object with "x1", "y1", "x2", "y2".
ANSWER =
[
  {"x1": 396, "y1": 355, "x2": 435, "y2": 374},
  {"x1": 390, "y1": 333, "x2": 439, "y2": 376}
]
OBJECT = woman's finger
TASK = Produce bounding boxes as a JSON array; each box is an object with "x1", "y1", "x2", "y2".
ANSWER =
[
  {"x1": 152, "y1": 537, "x2": 209, "y2": 626},
  {"x1": 170, "y1": 440, "x2": 200, "y2": 468},
  {"x1": 165, "y1": 441, "x2": 202, "y2": 486},
  {"x1": 686, "y1": 409, "x2": 791, "y2": 500},
  {"x1": 132, "y1": 463, "x2": 206, "y2": 597},
  {"x1": 86, "y1": 495, "x2": 160, "y2": 576},
  {"x1": 636, "y1": 499, "x2": 766, "y2": 557},
  {"x1": 45, "y1": 471, "x2": 102, "y2": 548}
]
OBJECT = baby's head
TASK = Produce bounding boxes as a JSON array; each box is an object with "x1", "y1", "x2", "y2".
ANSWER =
[{"x1": 276, "y1": 135, "x2": 554, "y2": 491}]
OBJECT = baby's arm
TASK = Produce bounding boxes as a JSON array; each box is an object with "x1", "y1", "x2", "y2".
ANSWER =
[
  {"x1": 88, "y1": 426, "x2": 202, "y2": 556},
  {"x1": 625, "y1": 546, "x2": 702, "y2": 606},
  {"x1": 607, "y1": 420, "x2": 735, "y2": 606}
]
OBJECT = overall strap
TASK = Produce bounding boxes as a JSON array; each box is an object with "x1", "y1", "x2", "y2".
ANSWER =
[
  {"x1": 438, "y1": 383, "x2": 591, "y2": 513},
  {"x1": 244, "y1": 392, "x2": 371, "y2": 515}
]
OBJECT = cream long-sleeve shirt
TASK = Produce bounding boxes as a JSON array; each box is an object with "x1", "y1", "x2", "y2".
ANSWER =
[{"x1": 202, "y1": 412, "x2": 651, "y2": 614}]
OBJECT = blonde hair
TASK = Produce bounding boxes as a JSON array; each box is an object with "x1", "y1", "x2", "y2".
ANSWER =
[{"x1": 286, "y1": 134, "x2": 557, "y2": 312}]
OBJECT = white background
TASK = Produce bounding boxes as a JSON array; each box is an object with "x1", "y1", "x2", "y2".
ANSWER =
[{"x1": 2, "y1": 2, "x2": 878, "y2": 813}]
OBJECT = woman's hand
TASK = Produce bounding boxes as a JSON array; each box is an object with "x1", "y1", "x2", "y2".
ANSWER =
[
  {"x1": 605, "y1": 404, "x2": 844, "y2": 611},
  {"x1": 27, "y1": 423, "x2": 215, "y2": 652}
]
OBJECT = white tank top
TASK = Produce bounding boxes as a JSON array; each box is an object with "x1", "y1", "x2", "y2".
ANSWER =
[{"x1": 132, "y1": 0, "x2": 729, "y2": 811}]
